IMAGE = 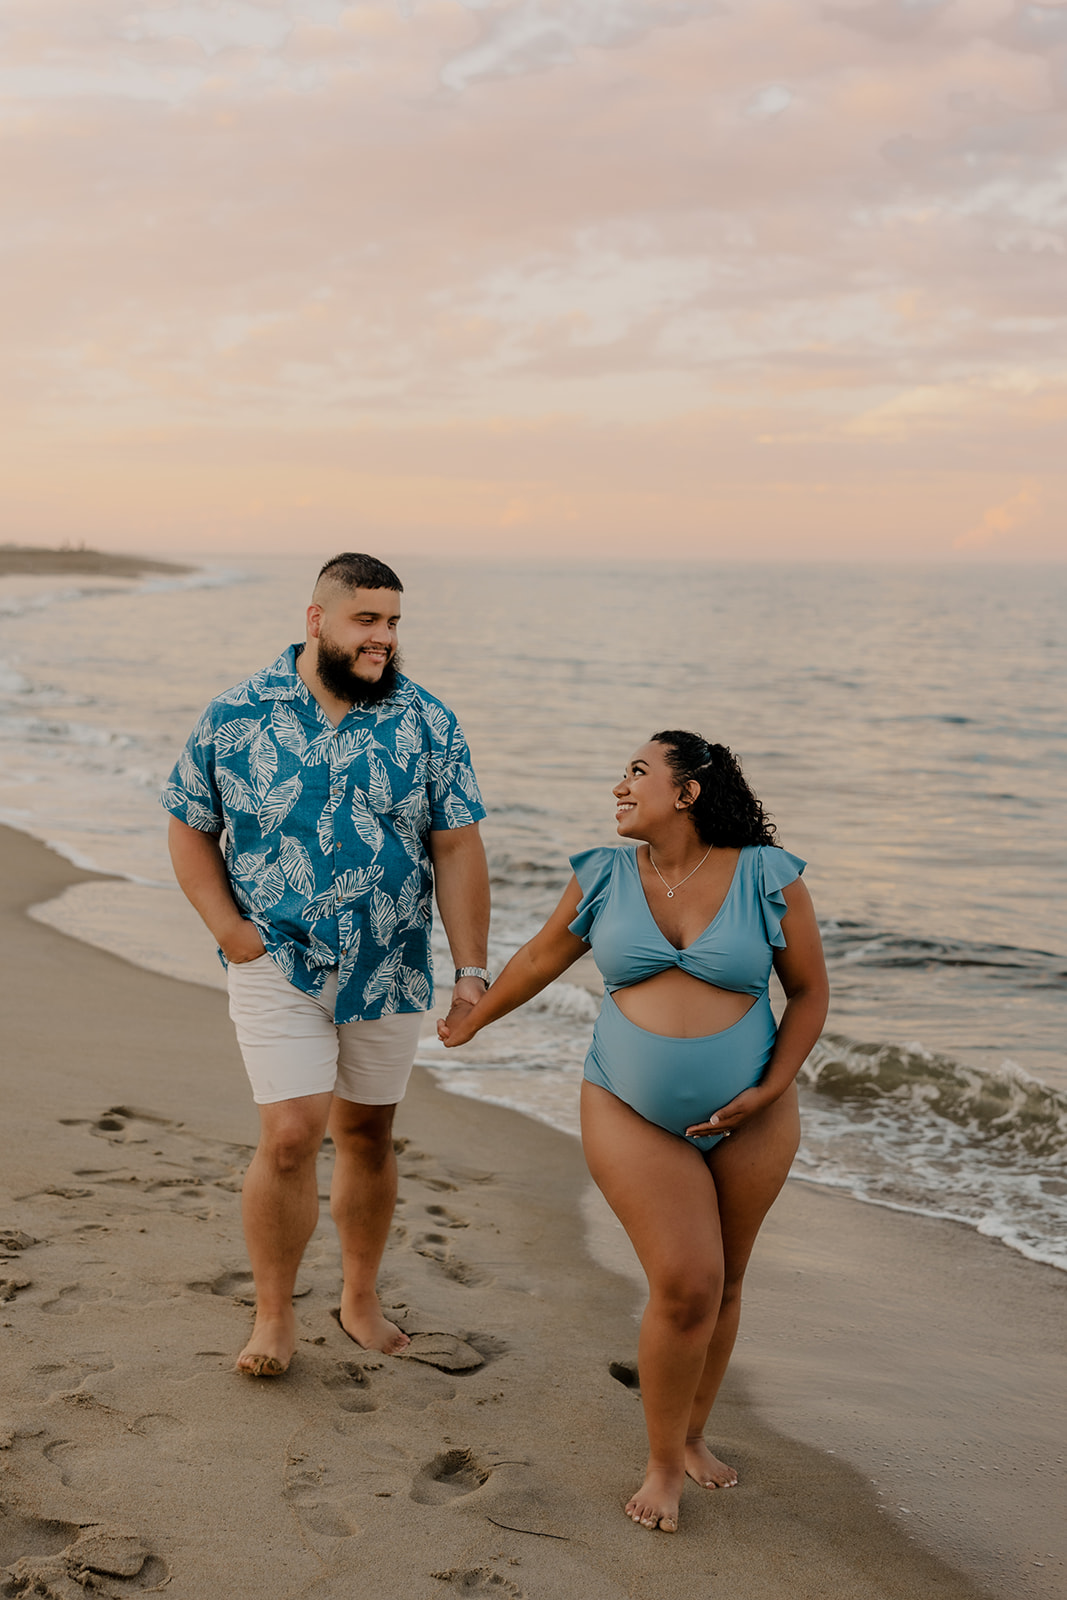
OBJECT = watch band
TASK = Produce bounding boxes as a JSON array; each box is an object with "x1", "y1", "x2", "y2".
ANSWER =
[{"x1": 454, "y1": 966, "x2": 491, "y2": 987}]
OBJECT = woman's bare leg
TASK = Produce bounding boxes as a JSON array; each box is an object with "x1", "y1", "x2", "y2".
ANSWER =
[
  {"x1": 685, "y1": 1084, "x2": 801, "y2": 1488},
  {"x1": 581, "y1": 1080, "x2": 724, "y2": 1534}
]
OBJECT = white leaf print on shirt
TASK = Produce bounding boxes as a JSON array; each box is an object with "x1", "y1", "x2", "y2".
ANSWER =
[
  {"x1": 258, "y1": 773, "x2": 303, "y2": 834},
  {"x1": 303, "y1": 728, "x2": 338, "y2": 766},
  {"x1": 393, "y1": 705, "x2": 423, "y2": 767},
  {"x1": 396, "y1": 869, "x2": 422, "y2": 927},
  {"x1": 456, "y1": 761, "x2": 481, "y2": 806},
  {"x1": 351, "y1": 795, "x2": 384, "y2": 854},
  {"x1": 216, "y1": 767, "x2": 260, "y2": 813},
  {"x1": 213, "y1": 683, "x2": 253, "y2": 708},
  {"x1": 334, "y1": 864, "x2": 385, "y2": 907},
  {"x1": 306, "y1": 930, "x2": 336, "y2": 968},
  {"x1": 398, "y1": 966, "x2": 431, "y2": 1010},
  {"x1": 421, "y1": 698, "x2": 453, "y2": 745},
  {"x1": 444, "y1": 794, "x2": 475, "y2": 829},
  {"x1": 369, "y1": 888, "x2": 398, "y2": 947},
  {"x1": 251, "y1": 861, "x2": 286, "y2": 910},
  {"x1": 338, "y1": 928, "x2": 362, "y2": 989},
  {"x1": 273, "y1": 943, "x2": 295, "y2": 980},
  {"x1": 368, "y1": 753, "x2": 393, "y2": 812},
  {"x1": 317, "y1": 791, "x2": 339, "y2": 856},
  {"x1": 177, "y1": 747, "x2": 211, "y2": 801},
  {"x1": 271, "y1": 702, "x2": 307, "y2": 757},
  {"x1": 214, "y1": 718, "x2": 261, "y2": 756},
  {"x1": 331, "y1": 727, "x2": 374, "y2": 771},
  {"x1": 249, "y1": 729, "x2": 279, "y2": 797},
  {"x1": 363, "y1": 946, "x2": 404, "y2": 1006},
  {"x1": 279, "y1": 835, "x2": 316, "y2": 898},
  {"x1": 234, "y1": 850, "x2": 270, "y2": 880}
]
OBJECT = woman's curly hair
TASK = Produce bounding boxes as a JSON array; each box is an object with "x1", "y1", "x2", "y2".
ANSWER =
[{"x1": 650, "y1": 730, "x2": 778, "y2": 848}]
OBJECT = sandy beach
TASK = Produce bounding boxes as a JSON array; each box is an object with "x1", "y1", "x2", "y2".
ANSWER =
[{"x1": 1, "y1": 824, "x2": 1063, "y2": 1600}]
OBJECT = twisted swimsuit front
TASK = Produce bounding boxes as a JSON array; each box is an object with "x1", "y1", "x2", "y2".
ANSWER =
[{"x1": 569, "y1": 844, "x2": 806, "y2": 1152}]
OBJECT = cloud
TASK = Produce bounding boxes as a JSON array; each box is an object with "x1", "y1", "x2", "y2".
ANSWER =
[
  {"x1": 953, "y1": 482, "x2": 1042, "y2": 550},
  {"x1": 1, "y1": 0, "x2": 1066, "y2": 557},
  {"x1": 439, "y1": 0, "x2": 725, "y2": 90}
]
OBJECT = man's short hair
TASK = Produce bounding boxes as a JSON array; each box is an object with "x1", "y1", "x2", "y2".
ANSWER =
[{"x1": 316, "y1": 553, "x2": 404, "y2": 594}]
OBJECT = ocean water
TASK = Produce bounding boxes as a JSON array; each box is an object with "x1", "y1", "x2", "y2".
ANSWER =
[{"x1": 2, "y1": 555, "x2": 1064, "y2": 1270}]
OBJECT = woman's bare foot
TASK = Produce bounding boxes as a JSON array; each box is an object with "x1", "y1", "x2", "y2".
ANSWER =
[
  {"x1": 684, "y1": 1435, "x2": 738, "y2": 1489},
  {"x1": 236, "y1": 1309, "x2": 296, "y2": 1377},
  {"x1": 624, "y1": 1464, "x2": 683, "y2": 1533},
  {"x1": 338, "y1": 1289, "x2": 410, "y2": 1355}
]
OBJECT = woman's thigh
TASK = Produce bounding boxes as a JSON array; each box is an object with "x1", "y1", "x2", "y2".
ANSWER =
[
  {"x1": 581, "y1": 1081, "x2": 723, "y2": 1292},
  {"x1": 706, "y1": 1082, "x2": 801, "y2": 1278}
]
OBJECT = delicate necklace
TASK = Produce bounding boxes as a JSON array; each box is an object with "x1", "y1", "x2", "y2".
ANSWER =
[{"x1": 647, "y1": 844, "x2": 713, "y2": 898}]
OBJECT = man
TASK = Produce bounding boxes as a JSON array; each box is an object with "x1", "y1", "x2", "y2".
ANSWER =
[{"x1": 162, "y1": 553, "x2": 490, "y2": 1375}]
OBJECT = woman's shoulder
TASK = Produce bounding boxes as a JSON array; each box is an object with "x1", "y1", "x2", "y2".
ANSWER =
[{"x1": 568, "y1": 843, "x2": 633, "y2": 882}]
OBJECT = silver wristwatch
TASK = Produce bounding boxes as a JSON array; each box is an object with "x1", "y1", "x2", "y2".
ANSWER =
[{"x1": 454, "y1": 966, "x2": 491, "y2": 988}]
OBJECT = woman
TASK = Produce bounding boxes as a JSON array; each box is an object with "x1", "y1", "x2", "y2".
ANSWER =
[{"x1": 438, "y1": 731, "x2": 828, "y2": 1535}]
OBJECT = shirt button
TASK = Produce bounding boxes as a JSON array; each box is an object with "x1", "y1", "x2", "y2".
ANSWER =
[
  {"x1": 340, "y1": 947, "x2": 347, "y2": 958},
  {"x1": 335, "y1": 841, "x2": 342, "y2": 851}
]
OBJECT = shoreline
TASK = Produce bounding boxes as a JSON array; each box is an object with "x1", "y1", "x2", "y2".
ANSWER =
[{"x1": 1, "y1": 826, "x2": 1064, "y2": 1597}]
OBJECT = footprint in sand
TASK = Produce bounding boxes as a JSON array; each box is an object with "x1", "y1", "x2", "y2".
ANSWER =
[
  {"x1": 1, "y1": 1520, "x2": 167, "y2": 1593},
  {"x1": 323, "y1": 1356, "x2": 456, "y2": 1414},
  {"x1": 40, "y1": 1282, "x2": 112, "y2": 1316},
  {"x1": 411, "y1": 1448, "x2": 490, "y2": 1505},
  {"x1": 0, "y1": 1502, "x2": 81, "y2": 1570},
  {"x1": 412, "y1": 1235, "x2": 493, "y2": 1289},
  {"x1": 188, "y1": 1268, "x2": 312, "y2": 1305},
  {"x1": 608, "y1": 1359, "x2": 640, "y2": 1390},
  {"x1": 431, "y1": 1569, "x2": 525, "y2": 1597},
  {"x1": 284, "y1": 1461, "x2": 361, "y2": 1540},
  {"x1": 424, "y1": 1204, "x2": 469, "y2": 1229}
]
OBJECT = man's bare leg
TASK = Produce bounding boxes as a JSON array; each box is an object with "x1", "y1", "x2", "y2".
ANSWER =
[
  {"x1": 238, "y1": 1091, "x2": 333, "y2": 1375},
  {"x1": 328, "y1": 1099, "x2": 410, "y2": 1355}
]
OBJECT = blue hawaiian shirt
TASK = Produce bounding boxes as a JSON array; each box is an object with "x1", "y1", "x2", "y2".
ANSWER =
[{"x1": 161, "y1": 645, "x2": 486, "y2": 1023}]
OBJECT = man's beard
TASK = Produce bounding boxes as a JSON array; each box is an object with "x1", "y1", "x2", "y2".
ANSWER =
[{"x1": 315, "y1": 634, "x2": 403, "y2": 706}]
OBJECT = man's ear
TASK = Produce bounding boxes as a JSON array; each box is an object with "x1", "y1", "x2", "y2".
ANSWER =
[{"x1": 306, "y1": 602, "x2": 324, "y2": 640}]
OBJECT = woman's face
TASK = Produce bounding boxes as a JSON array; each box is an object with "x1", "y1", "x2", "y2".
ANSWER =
[{"x1": 612, "y1": 741, "x2": 688, "y2": 840}]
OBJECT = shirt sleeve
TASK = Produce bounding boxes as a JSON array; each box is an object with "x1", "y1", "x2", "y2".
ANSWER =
[
  {"x1": 428, "y1": 720, "x2": 487, "y2": 831},
  {"x1": 159, "y1": 709, "x2": 225, "y2": 835}
]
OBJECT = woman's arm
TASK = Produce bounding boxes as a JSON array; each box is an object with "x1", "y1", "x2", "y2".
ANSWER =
[
  {"x1": 685, "y1": 876, "x2": 829, "y2": 1139},
  {"x1": 437, "y1": 875, "x2": 590, "y2": 1047}
]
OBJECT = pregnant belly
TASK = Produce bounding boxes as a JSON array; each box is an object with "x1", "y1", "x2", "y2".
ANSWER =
[{"x1": 611, "y1": 968, "x2": 756, "y2": 1038}]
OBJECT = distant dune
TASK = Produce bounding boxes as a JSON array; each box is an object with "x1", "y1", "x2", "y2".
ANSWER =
[{"x1": 0, "y1": 544, "x2": 194, "y2": 578}]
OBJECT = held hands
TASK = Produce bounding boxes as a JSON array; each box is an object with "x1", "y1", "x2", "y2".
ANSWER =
[
  {"x1": 437, "y1": 978, "x2": 488, "y2": 1048},
  {"x1": 685, "y1": 1085, "x2": 771, "y2": 1142}
]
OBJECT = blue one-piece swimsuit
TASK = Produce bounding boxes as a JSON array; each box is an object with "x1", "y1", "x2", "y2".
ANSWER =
[{"x1": 568, "y1": 844, "x2": 805, "y2": 1152}]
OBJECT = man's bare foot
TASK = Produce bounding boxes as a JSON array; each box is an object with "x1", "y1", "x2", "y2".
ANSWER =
[
  {"x1": 685, "y1": 1435, "x2": 738, "y2": 1489},
  {"x1": 624, "y1": 1464, "x2": 682, "y2": 1533},
  {"x1": 337, "y1": 1289, "x2": 410, "y2": 1355},
  {"x1": 236, "y1": 1309, "x2": 296, "y2": 1377}
]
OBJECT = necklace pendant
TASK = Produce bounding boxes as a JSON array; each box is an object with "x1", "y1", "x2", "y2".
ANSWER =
[{"x1": 666, "y1": 889, "x2": 674, "y2": 898}]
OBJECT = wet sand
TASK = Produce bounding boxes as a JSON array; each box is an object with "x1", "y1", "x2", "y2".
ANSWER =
[{"x1": 1, "y1": 826, "x2": 1063, "y2": 1599}]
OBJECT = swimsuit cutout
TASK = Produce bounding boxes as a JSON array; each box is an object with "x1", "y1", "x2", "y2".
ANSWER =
[{"x1": 569, "y1": 844, "x2": 805, "y2": 1151}]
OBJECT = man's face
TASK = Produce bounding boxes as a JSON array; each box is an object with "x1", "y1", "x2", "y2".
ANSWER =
[{"x1": 311, "y1": 587, "x2": 402, "y2": 704}]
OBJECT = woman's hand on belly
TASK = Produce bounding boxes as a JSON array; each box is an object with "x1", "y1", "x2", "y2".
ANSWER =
[
  {"x1": 611, "y1": 968, "x2": 755, "y2": 1038},
  {"x1": 685, "y1": 1083, "x2": 776, "y2": 1141}
]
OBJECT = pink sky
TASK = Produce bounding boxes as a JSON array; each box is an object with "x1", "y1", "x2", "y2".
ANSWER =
[{"x1": 3, "y1": 0, "x2": 1065, "y2": 560}]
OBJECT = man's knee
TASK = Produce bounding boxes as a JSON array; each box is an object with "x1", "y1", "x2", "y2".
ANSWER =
[
  {"x1": 330, "y1": 1101, "x2": 397, "y2": 1162},
  {"x1": 257, "y1": 1109, "x2": 325, "y2": 1174}
]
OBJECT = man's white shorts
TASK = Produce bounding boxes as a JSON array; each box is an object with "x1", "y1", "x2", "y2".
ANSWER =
[{"x1": 227, "y1": 954, "x2": 425, "y2": 1107}]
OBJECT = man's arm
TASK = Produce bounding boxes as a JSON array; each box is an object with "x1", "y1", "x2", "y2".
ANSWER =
[
  {"x1": 168, "y1": 816, "x2": 266, "y2": 964},
  {"x1": 428, "y1": 822, "x2": 491, "y2": 1022}
]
